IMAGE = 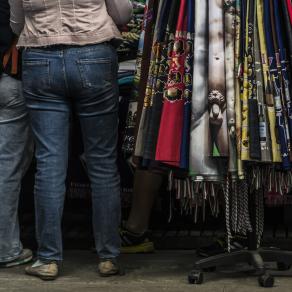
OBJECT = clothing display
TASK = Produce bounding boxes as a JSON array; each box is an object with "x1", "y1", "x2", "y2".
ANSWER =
[
  {"x1": 117, "y1": 1, "x2": 146, "y2": 61},
  {"x1": 122, "y1": 0, "x2": 154, "y2": 155},
  {"x1": 131, "y1": 0, "x2": 292, "y2": 243}
]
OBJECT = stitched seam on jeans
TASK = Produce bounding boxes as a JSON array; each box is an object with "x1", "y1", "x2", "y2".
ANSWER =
[{"x1": 77, "y1": 59, "x2": 111, "y2": 64}]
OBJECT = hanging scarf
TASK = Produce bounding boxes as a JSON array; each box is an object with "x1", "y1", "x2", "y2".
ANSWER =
[
  {"x1": 224, "y1": 0, "x2": 237, "y2": 175},
  {"x1": 179, "y1": 0, "x2": 194, "y2": 169},
  {"x1": 241, "y1": 0, "x2": 261, "y2": 160},
  {"x1": 272, "y1": 0, "x2": 292, "y2": 155},
  {"x1": 264, "y1": 0, "x2": 290, "y2": 169},
  {"x1": 122, "y1": 0, "x2": 150, "y2": 154},
  {"x1": 235, "y1": 0, "x2": 245, "y2": 178},
  {"x1": 155, "y1": 0, "x2": 187, "y2": 166},
  {"x1": 208, "y1": 0, "x2": 229, "y2": 158},
  {"x1": 281, "y1": 0, "x2": 292, "y2": 66},
  {"x1": 254, "y1": 0, "x2": 272, "y2": 162},
  {"x1": 286, "y1": 0, "x2": 292, "y2": 25},
  {"x1": 270, "y1": 0, "x2": 292, "y2": 164},
  {"x1": 189, "y1": 0, "x2": 223, "y2": 181},
  {"x1": 240, "y1": 0, "x2": 250, "y2": 162},
  {"x1": 247, "y1": 0, "x2": 261, "y2": 160},
  {"x1": 143, "y1": 0, "x2": 178, "y2": 160},
  {"x1": 256, "y1": 0, "x2": 281, "y2": 163},
  {"x1": 135, "y1": 0, "x2": 165, "y2": 158}
]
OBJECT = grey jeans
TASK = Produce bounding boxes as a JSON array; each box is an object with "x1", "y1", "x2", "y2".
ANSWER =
[{"x1": 0, "y1": 74, "x2": 33, "y2": 263}]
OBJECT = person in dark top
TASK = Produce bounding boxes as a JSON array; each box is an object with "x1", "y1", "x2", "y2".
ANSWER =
[{"x1": 0, "y1": 0, "x2": 33, "y2": 268}]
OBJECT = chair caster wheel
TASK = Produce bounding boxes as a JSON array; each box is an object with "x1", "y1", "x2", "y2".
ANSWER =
[
  {"x1": 188, "y1": 270, "x2": 204, "y2": 285},
  {"x1": 258, "y1": 273, "x2": 274, "y2": 288},
  {"x1": 203, "y1": 266, "x2": 216, "y2": 272},
  {"x1": 277, "y1": 262, "x2": 291, "y2": 271}
]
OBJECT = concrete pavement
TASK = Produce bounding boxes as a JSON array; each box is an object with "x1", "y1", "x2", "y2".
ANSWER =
[{"x1": 1, "y1": 251, "x2": 292, "y2": 292}]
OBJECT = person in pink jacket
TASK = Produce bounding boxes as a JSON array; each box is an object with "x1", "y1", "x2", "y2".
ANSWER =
[{"x1": 9, "y1": 0, "x2": 132, "y2": 280}]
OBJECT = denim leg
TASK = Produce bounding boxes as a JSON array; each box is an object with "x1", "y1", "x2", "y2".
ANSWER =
[
  {"x1": 79, "y1": 111, "x2": 121, "y2": 259},
  {"x1": 70, "y1": 43, "x2": 121, "y2": 259},
  {"x1": 27, "y1": 108, "x2": 70, "y2": 261},
  {"x1": 22, "y1": 49, "x2": 70, "y2": 262},
  {"x1": 0, "y1": 74, "x2": 33, "y2": 263}
]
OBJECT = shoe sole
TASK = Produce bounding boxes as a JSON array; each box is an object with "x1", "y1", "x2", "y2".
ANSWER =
[
  {"x1": 0, "y1": 255, "x2": 33, "y2": 268},
  {"x1": 38, "y1": 275, "x2": 58, "y2": 281},
  {"x1": 25, "y1": 271, "x2": 58, "y2": 281},
  {"x1": 121, "y1": 242, "x2": 155, "y2": 254},
  {"x1": 99, "y1": 269, "x2": 125, "y2": 277}
]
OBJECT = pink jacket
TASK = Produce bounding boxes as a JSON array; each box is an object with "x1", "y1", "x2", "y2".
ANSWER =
[{"x1": 9, "y1": 0, "x2": 133, "y2": 47}]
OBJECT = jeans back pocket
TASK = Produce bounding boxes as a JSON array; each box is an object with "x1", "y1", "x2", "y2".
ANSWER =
[
  {"x1": 22, "y1": 59, "x2": 50, "y2": 91},
  {"x1": 77, "y1": 58, "x2": 112, "y2": 89}
]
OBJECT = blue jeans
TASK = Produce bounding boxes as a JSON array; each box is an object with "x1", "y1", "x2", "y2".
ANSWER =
[
  {"x1": 22, "y1": 43, "x2": 121, "y2": 261},
  {"x1": 0, "y1": 74, "x2": 33, "y2": 263}
]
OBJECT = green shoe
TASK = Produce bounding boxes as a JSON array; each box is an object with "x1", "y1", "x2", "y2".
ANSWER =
[
  {"x1": 120, "y1": 229, "x2": 155, "y2": 254},
  {"x1": 25, "y1": 260, "x2": 59, "y2": 281},
  {"x1": 0, "y1": 249, "x2": 33, "y2": 268}
]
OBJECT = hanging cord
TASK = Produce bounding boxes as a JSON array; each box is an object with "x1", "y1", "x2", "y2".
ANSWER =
[
  {"x1": 236, "y1": 178, "x2": 252, "y2": 235},
  {"x1": 223, "y1": 175, "x2": 232, "y2": 252},
  {"x1": 236, "y1": 179, "x2": 245, "y2": 234},
  {"x1": 231, "y1": 178, "x2": 238, "y2": 233},
  {"x1": 256, "y1": 187, "x2": 265, "y2": 248},
  {"x1": 242, "y1": 178, "x2": 253, "y2": 234},
  {"x1": 252, "y1": 166, "x2": 264, "y2": 248}
]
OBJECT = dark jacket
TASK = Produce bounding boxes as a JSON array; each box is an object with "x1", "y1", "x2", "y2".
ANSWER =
[{"x1": 0, "y1": 0, "x2": 20, "y2": 78}]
